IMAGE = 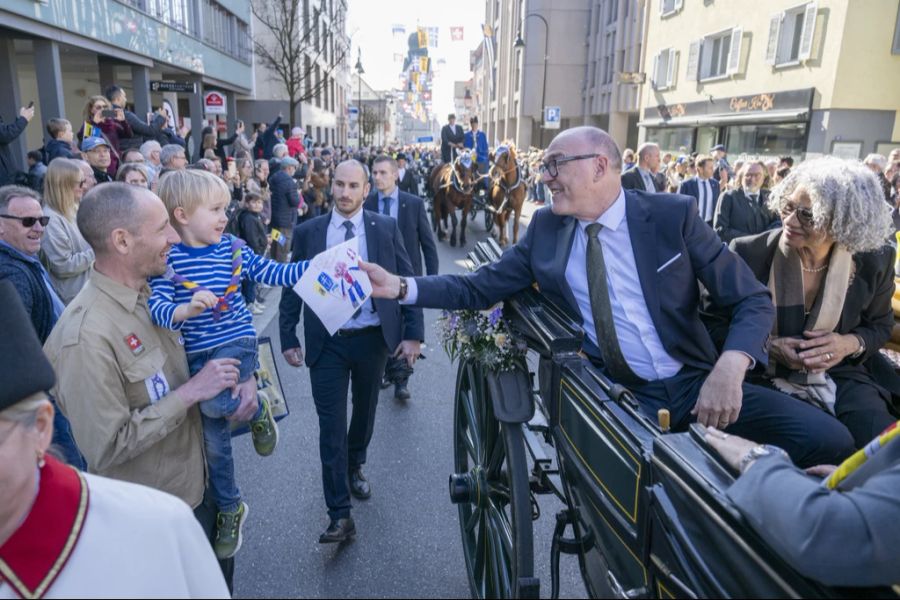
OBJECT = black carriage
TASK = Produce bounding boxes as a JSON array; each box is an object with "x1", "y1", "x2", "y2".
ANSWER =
[{"x1": 447, "y1": 238, "x2": 895, "y2": 599}]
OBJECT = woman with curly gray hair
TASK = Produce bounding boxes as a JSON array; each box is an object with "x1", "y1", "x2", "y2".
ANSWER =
[{"x1": 719, "y1": 157, "x2": 897, "y2": 447}]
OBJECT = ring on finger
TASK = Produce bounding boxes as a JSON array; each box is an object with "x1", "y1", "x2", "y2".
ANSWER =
[{"x1": 825, "y1": 352, "x2": 833, "y2": 361}]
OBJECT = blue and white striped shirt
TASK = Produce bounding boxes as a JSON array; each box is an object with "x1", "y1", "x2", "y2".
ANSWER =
[{"x1": 149, "y1": 235, "x2": 308, "y2": 353}]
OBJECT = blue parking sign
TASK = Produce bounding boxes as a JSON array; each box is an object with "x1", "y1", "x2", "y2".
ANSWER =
[{"x1": 544, "y1": 106, "x2": 561, "y2": 129}]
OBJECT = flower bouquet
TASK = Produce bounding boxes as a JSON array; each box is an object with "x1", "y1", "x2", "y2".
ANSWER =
[{"x1": 436, "y1": 306, "x2": 527, "y2": 372}]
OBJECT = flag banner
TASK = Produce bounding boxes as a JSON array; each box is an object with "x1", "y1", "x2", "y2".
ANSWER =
[
  {"x1": 392, "y1": 24, "x2": 406, "y2": 36},
  {"x1": 417, "y1": 27, "x2": 428, "y2": 48},
  {"x1": 427, "y1": 26, "x2": 439, "y2": 48},
  {"x1": 451, "y1": 26, "x2": 464, "y2": 41},
  {"x1": 410, "y1": 71, "x2": 419, "y2": 84},
  {"x1": 419, "y1": 57, "x2": 430, "y2": 73}
]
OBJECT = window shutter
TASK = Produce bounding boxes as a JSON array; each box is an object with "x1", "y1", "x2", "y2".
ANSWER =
[
  {"x1": 667, "y1": 48, "x2": 678, "y2": 87},
  {"x1": 652, "y1": 53, "x2": 660, "y2": 89},
  {"x1": 726, "y1": 27, "x2": 743, "y2": 75},
  {"x1": 686, "y1": 40, "x2": 701, "y2": 81},
  {"x1": 798, "y1": 1, "x2": 818, "y2": 61},
  {"x1": 765, "y1": 13, "x2": 782, "y2": 65}
]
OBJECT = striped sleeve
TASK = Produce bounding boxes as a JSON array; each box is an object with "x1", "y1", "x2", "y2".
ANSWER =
[
  {"x1": 148, "y1": 276, "x2": 183, "y2": 331},
  {"x1": 242, "y1": 246, "x2": 308, "y2": 287}
]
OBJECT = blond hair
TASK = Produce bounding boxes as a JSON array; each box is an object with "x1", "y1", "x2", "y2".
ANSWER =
[
  {"x1": 82, "y1": 95, "x2": 110, "y2": 123},
  {"x1": 43, "y1": 158, "x2": 82, "y2": 221},
  {"x1": 157, "y1": 168, "x2": 230, "y2": 219},
  {"x1": 0, "y1": 392, "x2": 50, "y2": 426}
]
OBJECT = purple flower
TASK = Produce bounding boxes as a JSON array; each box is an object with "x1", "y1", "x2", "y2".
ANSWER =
[{"x1": 488, "y1": 307, "x2": 502, "y2": 327}]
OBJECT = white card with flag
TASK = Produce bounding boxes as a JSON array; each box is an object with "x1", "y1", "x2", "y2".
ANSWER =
[{"x1": 293, "y1": 237, "x2": 373, "y2": 335}]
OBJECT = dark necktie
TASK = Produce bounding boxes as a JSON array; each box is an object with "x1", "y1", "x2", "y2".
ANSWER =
[
  {"x1": 342, "y1": 221, "x2": 361, "y2": 318},
  {"x1": 382, "y1": 196, "x2": 392, "y2": 216},
  {"x1": 749, "y1": 193, "x2": 759, "y2": 206},
  {"x1": 585, "y1": 223, "x2": 642, "y2": 384}
]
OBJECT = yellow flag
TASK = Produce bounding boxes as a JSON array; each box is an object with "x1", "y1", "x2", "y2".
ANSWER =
[
  {"x1": 419, "y1": 57, "x2": 430, "y2": 72},
  {"x1": 417, "y1": 27, "x2": 428, "y2": 48}
]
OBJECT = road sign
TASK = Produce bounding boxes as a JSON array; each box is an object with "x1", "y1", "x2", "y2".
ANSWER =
[
  {"x1": 416, "y1": 135, "x2": 434, "y2": 143},
  {"x1": 544, "y1": 106, "x2": 561, "y2": 130},
  {"x1": 349, "y1": 106, "x2": 359, "y2": 122},
  {"x1": 150, "y1": 80, "x2": 196, "y2": 93},
  {"x1": 204, "y1": 91, "x2": 227, "y2": 115}
]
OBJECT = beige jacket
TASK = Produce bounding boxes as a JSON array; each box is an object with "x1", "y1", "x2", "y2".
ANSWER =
[{"x1": 40, "y1": 206, "x2": 94, "y2": 304}]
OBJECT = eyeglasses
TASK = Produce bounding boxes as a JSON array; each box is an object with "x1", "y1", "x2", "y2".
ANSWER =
[
  {"x1": 0, "y1": 214, "x2": 50, "y2": 228},
  {"x1": 780, "y1": 204, "x2": 815, "y2": 227},
  {"x1": 538, "y1": 154, "x2": 600, "y2": 178}
]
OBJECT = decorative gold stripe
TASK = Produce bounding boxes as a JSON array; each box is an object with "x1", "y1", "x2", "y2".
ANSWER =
[
  {"x1": 559, "y1": 378, "x2": 642, "y2": 522},
  {"x1": 658, "y1": 579, "x2": 676, "y2": 599},
  {"x1": 584, "y1": 491, "x2": 648, "y2": 586}
]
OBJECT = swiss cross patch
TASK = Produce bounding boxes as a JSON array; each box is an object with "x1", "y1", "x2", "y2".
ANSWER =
[{"x1": 125, "y1": 333, "x2": 144, "y2": 355}]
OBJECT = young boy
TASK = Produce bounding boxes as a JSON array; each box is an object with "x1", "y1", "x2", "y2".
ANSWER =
[
  {"x1": 233, "y1": 192, "x2": 269, "y2": 314},
  {"x1": 148, "y1": 169, "x2": 308, "y2": 560},
  {"x1": 45, "y1": 118, "x2": 76, "y2": 162}
]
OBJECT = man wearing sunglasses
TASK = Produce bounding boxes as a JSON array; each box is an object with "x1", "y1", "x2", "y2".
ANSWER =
[
  {"x1": 0, "y1": 185, "x2": 63, "y2": 343},
  {"x1": 363, "y1": 126, "x2": 855, "y2": 469}
]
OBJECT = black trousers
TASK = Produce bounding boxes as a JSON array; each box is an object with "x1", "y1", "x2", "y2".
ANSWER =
[
  {"x1": 193, "y1": 488, "x2": 235, "y2": 593},
  {"x1": 833, "y1": 375, "x2": 896, "y2": 448},
  {"x1": 309, "y1": 327, "x2": 390, "y2": 520}
]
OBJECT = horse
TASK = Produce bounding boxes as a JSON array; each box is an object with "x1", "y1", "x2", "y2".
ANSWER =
[
  {"x1": 488, "y1": 144, "x2": 526, "y2": 247},
  {"x1": 429, "y1": 150, "x2": 477, "y2": 247}
]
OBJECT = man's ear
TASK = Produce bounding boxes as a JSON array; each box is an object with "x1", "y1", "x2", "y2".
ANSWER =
[{"x1": 110, "y1": 227, "x2": 131, "y2": 255}]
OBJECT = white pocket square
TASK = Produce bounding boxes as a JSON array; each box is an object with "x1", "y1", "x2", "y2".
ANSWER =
[{"x1": 657, "y1": 253, "x2": 683, "y2": 273}]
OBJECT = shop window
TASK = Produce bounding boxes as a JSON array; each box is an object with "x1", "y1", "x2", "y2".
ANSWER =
[
  {"x1": 646, "y1": 127, "x2": 693, "y2": 155},
  {"x1": 651, "y1": 48, "x2": 678, "y2": 90},
  {"x1": 687, "y1": 28, "x2": 743, "y2": 81},
  {"x1": 766, "y1": 2, "x2": 817, "y2": 66},
  {"x1": 659, "y1": 0, "x2": 683, "y2": 18},
  {"x1": 723, "y1": 123, "x2": 807, "y2": 157}
]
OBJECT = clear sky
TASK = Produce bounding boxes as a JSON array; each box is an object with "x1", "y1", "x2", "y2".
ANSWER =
[{"x1": 347, "y1": 0, "x2": 485, "y2": 119}]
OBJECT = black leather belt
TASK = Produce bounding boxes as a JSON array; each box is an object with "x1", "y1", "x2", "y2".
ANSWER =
[{"x1": 336, "y1": 325, "x2": 381, "y2": 338}]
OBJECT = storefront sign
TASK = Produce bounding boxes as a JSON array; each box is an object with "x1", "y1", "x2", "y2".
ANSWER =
[
  {"x1": 150, "y1": 80, "x2": 196, "y2": 94},
  {"x1": 204, "y1": 91, "x2": 227, "y2": 115},
  {"x1": 647, "y1": 88, "x2": 814, "y2": 122}
]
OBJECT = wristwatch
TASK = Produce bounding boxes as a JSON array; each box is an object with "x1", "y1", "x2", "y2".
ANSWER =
[
  {"x1": 849, "y1": 334, "x2": 866, "y2": 359},
  {"x1": 739, "y1": 444, "x2": 788, "y2": 473},
  {"x1": 396, "y1": 277, "x2": 409, "y2": 301}
]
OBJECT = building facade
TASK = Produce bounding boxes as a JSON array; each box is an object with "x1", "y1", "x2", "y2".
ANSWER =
[
  {"x1": 350, "y1": 72, "x2": 395, "y2": 147},
  {"x1": 638, "y1": 0, "x2": 900, "y2": 160},
  {"x1": 479, "y1": 0, "x2": 591, "y2": 149},
  {"x1": 0, "y1": 0, "x2": 254, "y2": 166}
]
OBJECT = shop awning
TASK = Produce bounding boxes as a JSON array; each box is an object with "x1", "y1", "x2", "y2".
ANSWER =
[{"x1": 638, "y1": 109, "x2": 809, "y2": 128}]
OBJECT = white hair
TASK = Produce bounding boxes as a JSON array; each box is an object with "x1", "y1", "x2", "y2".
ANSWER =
[
  {"x1": 273, "y1": 143, "x2": 289, "y2": 158},
  {"x1": 140, "y1": 140, "x2": 161, "y2": 160},
  {"x1": 767, "y1": 157, "x2": 893, "y2": 254},
  {"x1": 864, "y1": 154, "x2": 887, "y2": 170},
  {"x1": 160, "y1": 144, "x2": 185, "y2": 166}
]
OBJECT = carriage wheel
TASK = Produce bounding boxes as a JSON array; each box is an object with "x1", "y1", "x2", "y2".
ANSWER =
[
  {"x1": 483, "y1": 209, "x2": 494, "y2": 232},
  {"x1": 450, "y1": 360, "x2": 534, "y2": 599}
]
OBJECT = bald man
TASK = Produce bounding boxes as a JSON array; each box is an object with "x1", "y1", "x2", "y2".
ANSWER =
[
  {"x1": 279, "y1": 160, "x2": 423, "y2": 543},
  {"x1": 362, "y1": 126, "x2": 855, "y2": 471}
]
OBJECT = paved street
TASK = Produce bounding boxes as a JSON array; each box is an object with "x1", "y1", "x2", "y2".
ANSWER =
[{"x1": 233, "y1": 209, "x2": 585, "y2": 598}]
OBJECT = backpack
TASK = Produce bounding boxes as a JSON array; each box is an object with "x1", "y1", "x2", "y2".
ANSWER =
[{"x1": 225, "y1": 206, "x2": 246, "y2": 237}]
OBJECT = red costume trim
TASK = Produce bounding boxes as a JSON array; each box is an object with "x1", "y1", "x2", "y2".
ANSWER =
[{"x1": 0, "y1": 456, "x2": 89, "y2": 599}]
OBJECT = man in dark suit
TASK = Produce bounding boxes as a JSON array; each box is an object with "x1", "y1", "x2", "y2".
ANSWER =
[
  {"x1": 361, "y1": 126, "x2": 855, "y2": 469},
  {"x1": 678, "y1": 154, "x2": 721, "y2": 227},
  {"x1": 713, "y1": 161, "x2": 779, "y2": 243},
  {"x1": 440, "y1": 114, "x2": 465, "y2": 164},
  {"x1": 396, "y1": 153, "x2": 418, "y2": 195},
  {"x1": 279, "y1": 160, "x2": 424, "y2": 543},
  {"x1": 366, "y1": 155, "x2": 439, "y2": 401},
  {"x1": 620, "y1": 142, "x2": 664, "y2": 192}
]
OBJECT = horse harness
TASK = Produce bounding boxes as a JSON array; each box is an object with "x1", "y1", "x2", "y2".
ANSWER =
[
  {"x1": 492, "y1": 160, "x2": 523, "y2": 216},
  {"x1": 440, "y1": 156, "x2": 476, "y2": 195}
]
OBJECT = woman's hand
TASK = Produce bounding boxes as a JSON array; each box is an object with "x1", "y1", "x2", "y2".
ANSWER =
[
  {"x1": 797, "y1": 330, "x2": 860, "y2": 374},
  {"x1": 768, "y1": 336, "x2": 806, "y2": 370}
]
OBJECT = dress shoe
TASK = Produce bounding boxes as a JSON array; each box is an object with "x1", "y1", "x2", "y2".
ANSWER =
[
  {"x1": 349, "y1": 467, "x2": 371, "y2": 499},
  {"x1": 318, "y1": 517, "x2": 356, "y2": 544},
  {"x1": 394, "y1": 383, "x2": 411, "y2": 401}
]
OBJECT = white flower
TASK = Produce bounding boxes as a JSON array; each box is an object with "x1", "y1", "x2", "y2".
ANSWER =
[{"x1": 494, "y1": 333, "x2": 507, "y2": 348}]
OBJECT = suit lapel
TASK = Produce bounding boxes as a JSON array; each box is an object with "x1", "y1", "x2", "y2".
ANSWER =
[
  {"x1": 625, "y1": 193, "x2": 663, "y2": 329},
  {"x1": 313, "y1": 214, "x2": 329, "y2": 254},
  {"x1": 398, "y1": 195, "x2": 408, "y2": 231},
  {"x1": 553, "y1": 217, "x2": 579, "y2": 314},
  {"x1": 363, "y1": 211, "x2": 379, "y2": 264}
]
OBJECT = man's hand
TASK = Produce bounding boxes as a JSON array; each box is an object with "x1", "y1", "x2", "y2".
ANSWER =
[
  {"x1": 228, "y1": 377, "x2": 258, "y2": 422},
  {"x1": 797, "y1": 330, "x2": 859, "y2": 374},
  {"x1": 692, "y1": 350, "x2": 749, "y2": 428},
  {"x1": 283, "y1": 347, "x2": 304, "y2": 367},
  {"x1": 20, "y1": 105, "x2": 35, "y2": 122},
  {"x1": 358, "y1": 260, "x2": 401, "y2": 299},
  {"x1": 395, "y1": 340, "x2": 421, "y2": 367},
  {"x1": 115, "y1": 108, "x2": 126, "y2": 122},
  {"x1": 704, "y1": 427, "x2": 758, "y2": 472},
  {"x1": 768, "y1": 336, "x2": 805, "y2": 370},
  {"x1": 176, "y1": 358, "x2": 241, "y2": 406}
]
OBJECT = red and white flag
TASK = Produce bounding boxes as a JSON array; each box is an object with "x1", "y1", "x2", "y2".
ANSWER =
[{"x1": 451, "y1": 26, "x2": 464, "y2": 41}]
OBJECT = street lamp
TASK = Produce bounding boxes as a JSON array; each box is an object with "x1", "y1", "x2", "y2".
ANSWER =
[
  {"x1": 355, "y1": 48, "x2": 364, "y2": 146},
  {"x1": 514, "y1": 13, "x2": 549, "y2": 148}
]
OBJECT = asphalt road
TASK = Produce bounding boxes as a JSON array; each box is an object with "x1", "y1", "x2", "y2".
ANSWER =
[{"x1": 232, "y1": 209, "x2": 586, "y2": 599}]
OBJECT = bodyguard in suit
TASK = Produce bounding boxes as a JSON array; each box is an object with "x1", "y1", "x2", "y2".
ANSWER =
[
  {"x1": 678, "y1": 154, "x2": 721, "y2": 226},
  {"x1": 396, "y1": 153, "x2": 418, "y2": 195},
  {"x1": 366, "y1": 154, "x2": 439, "y2": 400},
  {"x1": 279, "y1": 160, "x2": 424, "y2": 543},
  {"x1": 440, "y1": 114, "x2": 465, "y2": 164},
  {"x1": 620, "y1": 142, "x2": 665, "y2": 193},
  {"x1": 362, "y1": 126, "x2": 854, "y2": 468},
  {"x1": 713, "y1": 161, "x2": 779, "y2": 243}
]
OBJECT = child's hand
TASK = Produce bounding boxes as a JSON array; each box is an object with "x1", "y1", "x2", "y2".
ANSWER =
[{"x1": 189, "y1": 290, "x2": 218, "y2": 314}]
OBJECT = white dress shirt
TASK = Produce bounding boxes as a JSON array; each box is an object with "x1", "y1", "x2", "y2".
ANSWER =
[
  {"x1": 565, "y1": 188, "x2": 683, "y2": 380},
  {"x1": 327, "y1": 208, "x2": 380, "y2": 329},
  {"x1": 637, "y1": 167, "x2": 656, "y2": 192}
]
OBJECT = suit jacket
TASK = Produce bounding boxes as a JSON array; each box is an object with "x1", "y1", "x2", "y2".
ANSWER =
[
  {"x1": 713, "y1": 188, "x2": 779, "y2": 243},
  {"x1": 414, "y1": 190, "x2": 774, "y2": 371},
  {"x1": 278, "y1": 210, "x2": 424, "y2": 367},
  {"x1": 709, "y1": 230, "x2": 895, "y2": 381},
  {"x1": 364, "y1": 191, "x2": 439, "y2": 276},
  {"x1": 678, "y1": 177, "x2": 721, "y2": 224},
  {"x1": 621, "y1": 167, "x2": 664, "y2": 193},
  {"x1": 397, "y1": 169, "x2": 417, "y2": 195},
  {"x1": 441, "y1": 124, "x2": 464, "y2": 163}
]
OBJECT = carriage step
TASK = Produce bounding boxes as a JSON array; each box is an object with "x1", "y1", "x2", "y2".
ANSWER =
[
  {"x1": 516, "y1": 577, "x2": 540, "y2": 599},
  {"x1": 550, "y1": 510, "x2": 595, "y2": 599}
]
